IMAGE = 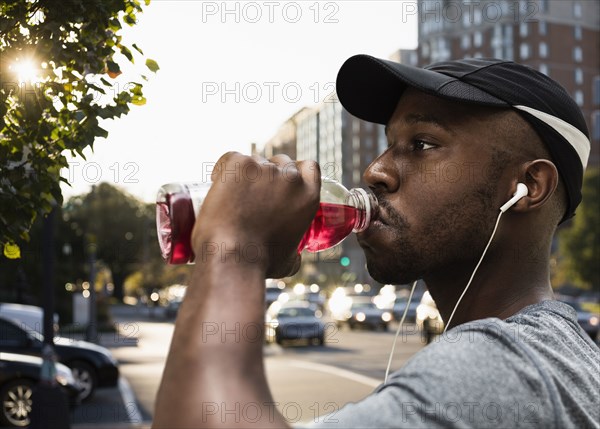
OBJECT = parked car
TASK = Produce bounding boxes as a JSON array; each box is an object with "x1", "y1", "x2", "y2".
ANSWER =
[
  {"x1": 164, "y1": 296, "x2": 184, "y2": 319},
  {"x1": 391, "y1": 295, "x2": 421, "y2": 323},
  {"x1": 0, "y1": 352, "x2": 81, "y2": 427},
  {"x1": 0, "y1": 316, "x2": 119, "y2": 402},
  {"x1": 0, "y1": 303, "x2": 59, "y2": 336},
  {"x1": 416, "y1": 291, "x2": 444, "y2": 344},
  {"x1": 334, "y1": 297, "x2": 392, "y2": 331},
  {"x1": 265, "y1": 302, "x2": 326, "y2": 346},
  {"x1": 265, "y1": 286, "x2": 285, "y2": 309}
]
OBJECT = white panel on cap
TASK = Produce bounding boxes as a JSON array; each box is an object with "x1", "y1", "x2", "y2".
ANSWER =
[{"x1": 514, "y1": 105, "x2": 590, "y2": 169}]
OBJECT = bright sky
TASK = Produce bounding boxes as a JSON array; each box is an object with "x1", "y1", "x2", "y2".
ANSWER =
[{"x1": 60, "y1": 1, "x2": 418, "y2": 203}]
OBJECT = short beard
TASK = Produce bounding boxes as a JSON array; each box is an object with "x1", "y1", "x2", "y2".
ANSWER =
[{"x1": 363, "y1": 149, "x2": 512, "y2": 285}]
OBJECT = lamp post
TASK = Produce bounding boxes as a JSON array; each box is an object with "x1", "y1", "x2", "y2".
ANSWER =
[{"x1": 85, "y1": 233, "x2": 98, "y2": 343}]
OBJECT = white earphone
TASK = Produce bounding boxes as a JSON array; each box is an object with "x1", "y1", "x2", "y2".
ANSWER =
[
  {"x1": 500, "y1": 183, "x2": 528, "y2": 213},
  {"x1": 384, "y1": 181, "x2": 531, "y2": 383}
]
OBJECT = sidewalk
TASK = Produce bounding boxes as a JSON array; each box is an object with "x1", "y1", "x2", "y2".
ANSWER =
[
  {"x1": 68, "y1": 306, "x2": 150, "y2": 428},
  {"x1": 59, "y1": 323, "x2": 139, "y2": 348}
]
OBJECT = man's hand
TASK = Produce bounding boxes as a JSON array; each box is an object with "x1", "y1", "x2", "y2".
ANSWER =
[
  {"x1": 191, "y1": 152, "x2": 321, "y2": 278},
  {"x1": 153, "y1": 153, "x2": 320, "y2": 428}
]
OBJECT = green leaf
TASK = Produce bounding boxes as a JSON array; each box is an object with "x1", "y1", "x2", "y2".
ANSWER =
[
  {"x1": 107, "y1": 60, "x2": 121, "y2": 74},
  {"x1": 0, "y1": 0, "x2": 155, "y2": 246},
  {"x1": 132, "y1": 43, "x2": 144, "y2": 55},
  {"x1": 95, "y1": 126, "x2": 109, "y2": 139},
  {"x1": 131, "y1": 95, "x2": 146, "y2": 106},
  {"x1": 120, "y1": 45, "x2": 134, "y2": 62},
  {"x1": 145, "y1": 58, "x2": 159, "y2": 73}
]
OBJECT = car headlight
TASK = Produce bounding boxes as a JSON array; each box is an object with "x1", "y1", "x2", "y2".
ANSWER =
[
  {"x1": 381, "y1": 312, "x2": 392, "y2": 322},
  {"x1": 355, "y1": 312, "x2": 366, "y2": 322},
  {"x1": 55, "y1": 363, "x2": 76, "y2": 387},
  {"x1": 589, "y1": 316, "x2": 599, "y2": 327}
]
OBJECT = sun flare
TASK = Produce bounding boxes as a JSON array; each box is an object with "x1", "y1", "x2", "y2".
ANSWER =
[{"x1": 10, "y1": 58, "x2": 42, "y2": 84}]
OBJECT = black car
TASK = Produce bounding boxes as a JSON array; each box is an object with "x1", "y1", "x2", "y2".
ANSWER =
[
  {"x1": 0, "y1": 316, "x2": 119, "y2": 402},
  {"x1": 265, "y1": 286, "x2": 285, "y2": 309},
  {"x1": 334, "y1": 297, "x2": 393, "y2": 331},
  {"x1": 164, "y1": 296, "x2": 184, "y2": 319},
  {"x1": 392, "y1": 296, "x2": 421, "y2": 323},
  {"x1": 0, "y1": 352, "x2": 81, "y2": 427},
  {"x1": 265, "y1": 302, "x2": 326, "y2": 346}
]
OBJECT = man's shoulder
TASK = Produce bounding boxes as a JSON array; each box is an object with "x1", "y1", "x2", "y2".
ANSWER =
[{"x1": 398, "y1": 316, "x2": 537, "y2": 376}]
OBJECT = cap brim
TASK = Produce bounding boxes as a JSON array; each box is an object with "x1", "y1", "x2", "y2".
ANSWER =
[{"x1": 336, "y1": 54, "x2": 507, "y2": 124}]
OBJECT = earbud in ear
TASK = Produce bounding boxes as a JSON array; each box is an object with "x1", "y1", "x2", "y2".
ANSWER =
[{"x1": 500, "y1": 183, "x2": 528, "y2": 212}]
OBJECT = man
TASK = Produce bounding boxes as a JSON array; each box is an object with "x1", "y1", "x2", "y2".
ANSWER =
[{"x1": 153, "y1": 56, "x2": 599, "y2": 428}]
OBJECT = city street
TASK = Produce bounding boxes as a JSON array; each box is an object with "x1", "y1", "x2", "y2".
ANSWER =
[{"x1": 72, "y1": 304, "x2": 426, "y2": 427}]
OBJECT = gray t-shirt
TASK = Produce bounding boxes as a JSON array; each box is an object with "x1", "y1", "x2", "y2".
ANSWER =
[{"x1": 307, "y1": 300, "x2": 600, "y2": 428}]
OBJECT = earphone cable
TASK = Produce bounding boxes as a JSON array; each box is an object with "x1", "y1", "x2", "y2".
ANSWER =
[
  {"x1": 443, "y1": 210, "x2": 504, "y2": 333},
  {"x1": 384, "y1": 279, "x2": 419, "y2": 384}
]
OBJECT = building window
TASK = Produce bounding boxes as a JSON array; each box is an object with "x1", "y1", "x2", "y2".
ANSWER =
[
  {"x1": 574, "y1": 25, "x2": 582, "y2": 40},
  {"x1": 539, "y1": 42, "x2": 548, "y2": 58},
  {"x1": 409, "y1": 51, "x2": 418, "y2": 66},
  {"x1": 538, "y1": 21, "x2": 547, "y2": 36},
  {"x1": 594, "y1": 76, "x2": 600, "y2": 106},
  {"x1": 520, "y1": 22, "x2": 528, "y2": 37},
  {"x1": 421, "y1": 42, "x2": 430, "y2": 58},
  {"x1": 539, "y1": 0, "x2": 548, "y2": 12},
  {"x1": 474, "y1": 31, "x2": 482, "y2": 47},
  {"x1": 592, "y1": 111, "x2": 600, "y2": 140},
  {"x1": 474, "y1": 8, "x2": 482, "y2": 25},
  {"x1": 462, "y1": 8, "x2": 471, "y2": 28},
  {"x1": 574, "y1": 90, "x2": 584, "y2": 107},
  {"x1": 573, "y1": 2, "x2": 582, "y2": 18},
  {"x1": 377, "y1": 125, "x2": 387, "y2": 153},
  {"x1": 573, "y1": 46, "x2": 583, "y2": 63},
  {"x1": 461, "y1": 34, "x2": 471, "y2": 50},
  {"x1": 575, "y1": 68, "x2": 584, "y2": 85},
  {"x1": 492, "y1": 24, "x2": 503, "y2": 58},
  {"x1": 504, "y1": 24, "x2": 514, "y2": 60},
  {"x1": 520, "y1": 43, "x2": 530, "y2": 60},
  {"x1": 539, "y1": 64, "x2": 549, "y2": 76}
]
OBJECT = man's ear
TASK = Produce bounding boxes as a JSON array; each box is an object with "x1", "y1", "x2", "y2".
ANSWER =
[{"x1": 512, "y1": 159, "x2": 559, "y2": 213}]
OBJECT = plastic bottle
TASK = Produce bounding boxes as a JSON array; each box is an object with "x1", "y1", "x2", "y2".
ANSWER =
[{"x1": 156, "y1": 178, "x2": 378, "y2": 264}]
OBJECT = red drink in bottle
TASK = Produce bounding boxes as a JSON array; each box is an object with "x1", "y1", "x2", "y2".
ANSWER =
[
  {"x1": 298, "y1": 203, "x2": 362, "y2": 252},
  {"x1": 156, "y1": 179, "x2": 377, "y2": 264}
]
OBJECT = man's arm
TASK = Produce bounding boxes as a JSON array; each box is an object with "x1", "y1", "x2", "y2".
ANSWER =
[{"x1": 153, "y1": 153, "x2": 320, "y2": 428}]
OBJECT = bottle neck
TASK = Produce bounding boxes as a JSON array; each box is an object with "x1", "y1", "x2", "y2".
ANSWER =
[{"x1": 348, "y1": 188, "x2": 378, "y2": 233}]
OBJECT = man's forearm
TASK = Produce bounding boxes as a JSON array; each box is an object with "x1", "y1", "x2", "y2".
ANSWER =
[{"x1": 153, "y1": 253, "x2": 289, "y2": 428}]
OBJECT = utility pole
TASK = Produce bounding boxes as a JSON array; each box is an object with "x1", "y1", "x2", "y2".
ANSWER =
[
  {"x1": 30, "y1": 207, "x2": 70, "y2": 429},
  {"x1": 85, "y1": 233, "x2": 98, "y2": 343}
]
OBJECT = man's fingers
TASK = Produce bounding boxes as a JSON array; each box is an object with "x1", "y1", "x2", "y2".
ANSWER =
[
  {"x1": 297, "y1": 160, "x2": 321, "y2": 189},
  {"x1": 211, "y1": 151, "x2": 243, "y2": 183}
]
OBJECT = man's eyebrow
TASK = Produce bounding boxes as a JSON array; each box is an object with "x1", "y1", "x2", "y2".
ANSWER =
[{"x1": 387, "y1": 113, "x2": 454, "y2": 136}]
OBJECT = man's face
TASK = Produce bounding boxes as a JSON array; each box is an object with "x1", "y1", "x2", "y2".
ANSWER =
[{"x1": 358, "y1": 88, "x2": 514, "y2": 285}]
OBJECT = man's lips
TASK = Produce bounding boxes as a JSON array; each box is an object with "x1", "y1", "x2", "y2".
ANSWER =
[
  {"x1": 358, "y1": 213, "x2": 388, "y2": 245},
  {"x1": 372, "y1": 208, "x2": 390, "y2": 226}
]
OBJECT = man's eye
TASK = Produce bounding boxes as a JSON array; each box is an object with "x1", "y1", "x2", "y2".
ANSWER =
[{"x1": 413, "y1": 140, "x2": 435, "y2": 151}]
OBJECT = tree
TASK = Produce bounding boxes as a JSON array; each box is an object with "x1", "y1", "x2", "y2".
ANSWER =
[
  {"x1": 0, "y1": 0, "x2": 158, "y2": 250},
  {"x1": 554, "y1": 168, "x2": 600, "y2": 292},
  {"x1": 63, "y1": 182, "x2": 157, "y2": 299},
  {"x1": 0, "y1": 181, "x2": 163, "y2": 312}
]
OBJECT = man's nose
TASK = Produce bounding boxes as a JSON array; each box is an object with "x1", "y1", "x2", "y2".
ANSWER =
[{"x1": 363, "y1": 151, "x2": 400, "y2": 194}]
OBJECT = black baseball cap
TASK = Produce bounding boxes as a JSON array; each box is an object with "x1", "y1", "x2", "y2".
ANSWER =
[{"x1": 336, "y1": 54, "x2": 591, "y2": 222}]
